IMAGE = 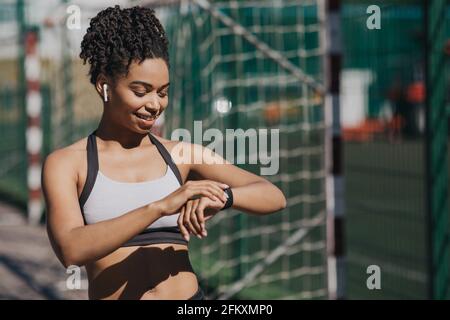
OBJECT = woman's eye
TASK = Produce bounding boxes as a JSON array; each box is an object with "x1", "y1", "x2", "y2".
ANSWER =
[
  {"x1": 134, "y1": 92, "x2": 146, "y2": 97},
  {"x1": 134, "y1": 90, "x2": 167, "y2": 98}
]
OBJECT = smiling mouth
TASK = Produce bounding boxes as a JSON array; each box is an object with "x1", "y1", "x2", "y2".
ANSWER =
[{"x1": 135, "y1": 113, "x2": 157, "y2": 121}]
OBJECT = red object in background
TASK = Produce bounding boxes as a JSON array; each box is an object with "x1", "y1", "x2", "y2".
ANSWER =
[
  {"x1": 263, "y1": 102, "x2": 281, "y2": 125},
  {"x1": 406, "y1": 81, "x2": 425, "y2": 104},
  {"x1": 43, "y1": 17, "x2": 55, "y2": 28},
  {"x1": 342, "y1": 117, "x2": 404, "y2": 142},
  {"x1": 25, "y1": 32, "x2": 38, "y2": 55},
  {"x1": 342, "y1": 119, "x2": 385, "y2": 142}
]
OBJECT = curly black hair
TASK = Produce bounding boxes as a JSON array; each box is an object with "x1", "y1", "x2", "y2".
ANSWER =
[{"x1": 80, "y1": 5, "x2": 169, "y2": 85}]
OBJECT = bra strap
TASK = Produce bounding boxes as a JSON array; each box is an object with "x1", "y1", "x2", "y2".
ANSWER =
[
  {"x1": 78, "y1": 131, "x2": 99, "y2": 210},
  {"x1": 148, "y1": 132, "x2": 183, "y2": 186}
]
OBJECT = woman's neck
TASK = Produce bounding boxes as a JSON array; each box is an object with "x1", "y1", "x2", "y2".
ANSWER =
[{"x1": 95, "y1": 113, "x2": 150, "y2": 150}]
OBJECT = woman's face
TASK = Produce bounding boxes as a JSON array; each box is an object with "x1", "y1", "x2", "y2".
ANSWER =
[{"x1": 105, "y1": 58, "x2": 170, "y2": 133}]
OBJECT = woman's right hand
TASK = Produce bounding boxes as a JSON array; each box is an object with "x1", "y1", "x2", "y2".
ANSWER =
[{"x1": 154, "y1": 180, "x2": 229, "y2": 217}]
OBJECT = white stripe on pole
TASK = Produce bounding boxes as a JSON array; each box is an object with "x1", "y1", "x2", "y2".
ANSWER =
[
  {"x1": 26, "y1": 127, "x2": 43, "y2": 154},
  {"x1": 25, "y1": 55, "x2": 40, "y2": 81},
  {"x1": 28, "y1": 198, "x2": 42, "y2": 225},
  {"x1": 27, "y1": 163, "x2": 42, "y2": 191},
  {"x1": 319, "y1": 0, "x2": 345, "y2": 300},
  {"x1": 26, "y1": 91, "x2": 42, "y2": 117},
  {"x1": 25, "y1": 28, "x2": 43, "y2": 225}
]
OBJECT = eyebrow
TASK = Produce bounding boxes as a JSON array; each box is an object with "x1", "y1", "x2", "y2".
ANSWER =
[{"x1": 129, "y1": 81, "x2": 170, "y2": 90}]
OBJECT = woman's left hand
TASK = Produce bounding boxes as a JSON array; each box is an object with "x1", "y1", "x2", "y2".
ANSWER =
[{"x1": 178, "y1": 196, "x2": 225, "y2": 241}]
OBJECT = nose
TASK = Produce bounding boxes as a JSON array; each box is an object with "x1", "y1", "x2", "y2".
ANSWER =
[
  {"x1": 144, "y1": 99, "x2": 160, "y2": 115},
  {"x1": 145, "y1": 104, "x2": 159, "y2": 114}
]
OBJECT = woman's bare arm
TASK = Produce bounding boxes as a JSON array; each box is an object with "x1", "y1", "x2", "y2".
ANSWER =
[
  {"x1": 43, "y1": 148, "x2": 229, "y2": 268},
  {"x1": 42, "y1": 149, "x2": 164, "y2": 268},
  {"x1": 183, "y1": 143, "x2": 287, "y2": 215}
]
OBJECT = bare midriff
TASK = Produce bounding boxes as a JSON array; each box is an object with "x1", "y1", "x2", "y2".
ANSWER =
[{"x1": 85, "y1": 243, "x2": 199, "y2": 300}]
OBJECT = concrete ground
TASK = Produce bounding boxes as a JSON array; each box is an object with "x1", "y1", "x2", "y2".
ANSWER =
[{"x1": 0, "y1": 202, "x2": 88, "y2": 300}]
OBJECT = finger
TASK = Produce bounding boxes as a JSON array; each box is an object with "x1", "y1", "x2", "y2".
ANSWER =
[
  {"x1": 190, "y1": 201, "x2": 203, "y2": 238},
  {"x1": 209, "y1": 180, "x2": 230, "y2": 190},
  {"x1": 191, "y1": 180, "x2": 229, "y2": 190},
  {"x1": 186, "y1": 187, "x2": 217, "y2": 202},
  {"x1": 204, "y1": 214, "x2": 213, "y2": 222},
  {"x1": 183, "y1": 200, "x2": 197, "y2": 237},
  {"x1": 200, "y1": 182, "x2": 228, "y2": 202},
  {"x1": 201, "y1": 184, "x2": 225, "y2": 202},
  {"x1": 196, "y1": 201, "x2": 207, "y2": 237},
  {"x1": 196, "y1": 200, "x2": 206, "y2": 226},
  {"x1": 200, "y1": 184, "x2": 227, "y2": 203},
  {"x1": 178, "y1": 207, "x2": 190, "y2": 241},
  {"x1": 188, "y1": 181, "x2": 229, "y2": 202},
  {"x1": 179, "y1": 208, "x2": 190, "y2": 241},
  {"x1": 209, "y1": 184, "x2": 228, "y2": 203}
]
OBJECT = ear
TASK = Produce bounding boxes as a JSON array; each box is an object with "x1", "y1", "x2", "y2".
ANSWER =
[{"x1": 95, "y1": 74, "x2": 109, "y2": 98}]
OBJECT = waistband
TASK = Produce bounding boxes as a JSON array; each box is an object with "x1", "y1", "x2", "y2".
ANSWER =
[{"x1": 121, "y1": 226, "x2": 188, "y2": 247}]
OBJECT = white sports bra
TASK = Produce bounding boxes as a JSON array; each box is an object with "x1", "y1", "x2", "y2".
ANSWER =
[{"x1": 78, "y1": 130, "x2": 187, "y2": 247}]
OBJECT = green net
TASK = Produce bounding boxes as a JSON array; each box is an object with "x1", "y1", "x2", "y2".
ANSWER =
[
  {"x1": 157, "y1": 0, "x2": 327, "y2": 299},
  {"x1": 0, "y1": 1, "x2": 102, "y2": 209},
  {"x1": 0, "y1": 0, "x2": 27, "y2": 206},
  {"x1": 342, "y1": 0, "x2": 450, "y2": 299}
]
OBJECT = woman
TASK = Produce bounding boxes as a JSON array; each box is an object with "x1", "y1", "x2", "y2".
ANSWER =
[{"x1": 42, "y1": 5, "x2": 286, "y2": 300}]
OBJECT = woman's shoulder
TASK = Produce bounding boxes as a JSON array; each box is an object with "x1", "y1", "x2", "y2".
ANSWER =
[
  {"x1": 43, "y1": 136, "x2": 89, "y2": 177},
  {"x1": 154, "y1": 135, "x2": 186, "y2": 152},
  {"x1": 155, "y1": 136, "x2": 226, "y2": 166},
  {"x1": 46, "y1": 136, "x2": 88, "y2": 159},
  {"x1": 153, "y1": 136, "x2": 197, "y2": 168}
]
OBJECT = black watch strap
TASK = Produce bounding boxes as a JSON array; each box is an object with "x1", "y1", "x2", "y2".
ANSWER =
[{"x1": 222, "y1": 187, "x2": 233, "y2": 210}]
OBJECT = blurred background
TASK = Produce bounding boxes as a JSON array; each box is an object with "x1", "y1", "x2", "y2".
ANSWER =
[{"x1": 0, "y1": 0, "x2": 449, "y2": 300}]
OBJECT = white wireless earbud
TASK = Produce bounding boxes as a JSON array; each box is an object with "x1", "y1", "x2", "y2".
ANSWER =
[{"x1": 103, "y1": 84, "x2": 108, "y2": 102}]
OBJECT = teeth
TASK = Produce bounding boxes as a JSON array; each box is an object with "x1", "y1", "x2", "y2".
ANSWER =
[{"x1": 137, "y1": 114, "x2": 153, "y2": 120}]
